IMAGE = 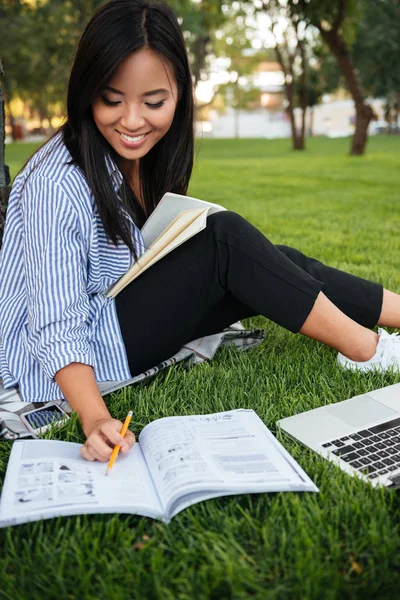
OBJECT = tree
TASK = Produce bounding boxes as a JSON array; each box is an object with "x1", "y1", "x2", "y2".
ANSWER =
[
  {"x1": 0, "y1": 60, "x2": 10, "y2": 247},
  {"x1": 0, "y1": 0, "x2": 104, "y2": 135},
  {"x1": 268, "y1": 4, "x2": 309, "y2": 150},
  {"x1": 290, "y1": 0, "x2": 374, "y2": 155},
  {"x1": 213, "y1": 9, "x2": 262, "y2": 138},
  {"x1": 173, "y1": 0, "x2": 227, "y2": 88},
  {"x1": 0, "y1": 0, "x2": 34, "y2": 139},
  {"x1": 353, "y1": 0, "x2": 400, "y2": 132},
  {"x1": 301, "y1": 43, "x2": 341, "y2": 136},
  {"x1": 234, "y1": 0, "x2": 316, "y2": 150}
]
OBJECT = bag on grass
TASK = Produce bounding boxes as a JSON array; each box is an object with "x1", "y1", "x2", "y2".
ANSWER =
[{"x1": 0, "y1": 324, "x2": 264, "y2": 440}]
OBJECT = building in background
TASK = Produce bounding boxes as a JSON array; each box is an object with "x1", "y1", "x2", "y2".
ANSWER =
[{"x1": 199, "y1": 61, "x2": 389, "y2": 140}]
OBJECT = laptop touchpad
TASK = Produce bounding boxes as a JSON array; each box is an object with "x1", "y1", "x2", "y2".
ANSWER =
[{"x1": 326, "y1": 395, "x2": 397, "y2": 428}]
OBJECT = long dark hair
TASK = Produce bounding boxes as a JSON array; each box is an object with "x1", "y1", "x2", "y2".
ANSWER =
[{"x1": 63, "y1": 0, "x2": 194, "y2": 253}]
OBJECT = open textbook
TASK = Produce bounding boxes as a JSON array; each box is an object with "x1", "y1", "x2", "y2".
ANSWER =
[
  {"x1": 107, "y1": 192, "x2": 225, "y2": 297},
  {"x1": 0, "y1": 409, "x2": 317, "y2": 527}
]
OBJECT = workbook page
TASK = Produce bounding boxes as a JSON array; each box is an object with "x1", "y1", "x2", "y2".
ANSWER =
[
  {"x1": 138, "y1": 409, "x2": 317, "y2": 520},
  {"x1": 0, "y1": 440, "x2": 163, "y2": 527}
]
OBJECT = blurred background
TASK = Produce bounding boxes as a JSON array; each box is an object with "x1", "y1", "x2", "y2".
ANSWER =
[{"x1": 0, "y1": 0, "x2": 399, "y2": 154}]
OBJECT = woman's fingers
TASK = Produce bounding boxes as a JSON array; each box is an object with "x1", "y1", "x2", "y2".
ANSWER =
[
  {"x1": 120, "y1": 430, "x2": 136, "y2": 453},
  {"x1": 85, "y1": 436, "x2": 114, "y2": 462},
  {"x1": 100, "y1": 420, "x2": 131, "y2": 448},
  {"x1": 80, "y1": 444, "x2": 96, "y2": 462},
  {"x1": 80, "y1": 418, "x2": 136, "y2": 462}
]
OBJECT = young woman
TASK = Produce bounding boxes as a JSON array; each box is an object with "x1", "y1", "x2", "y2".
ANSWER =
[{"x1": 1, "y1": 0, "x2": 399, "y2": 463}]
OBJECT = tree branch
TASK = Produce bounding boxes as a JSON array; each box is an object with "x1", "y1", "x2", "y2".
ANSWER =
[{"x1": 332, "y1": 0, "x2": 346, "y2": 33}]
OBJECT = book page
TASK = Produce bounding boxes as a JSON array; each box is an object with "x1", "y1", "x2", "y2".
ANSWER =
[
  {"x1": 0, "y1": 440, "x2": 163, "y2": 528},
  {"x1": 138, "y1": 409, "x2": 317, "y2": 521},
  {"x1": 107, "y1": 208, "x2": 207, "y2": 298},
  {"x1": 141, "y1": 192, "x2": 226, "y2": 247},
  {"x1": 107, "y1": 192, "x2": 226, "y2": 298}
]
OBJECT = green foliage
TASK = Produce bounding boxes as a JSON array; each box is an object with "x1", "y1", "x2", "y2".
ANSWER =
[
  {"x1": 0, "y1": 0, "x2": 234, "y2": 115},
  {"x1": 0, "y1": 0, "x2": 104, "y2": 121},
  {"x1": 213, "y1": 9, "x2": 263, "y2": 111},
  {"x1": 353, "y1": 0, "x2": 400, "y2": 101},
  {"x1": 171, "y1": 0, "x2": 229, "y2": 84},
  {"x1": 1, "y1": 136, "x2": 400, "y2": 599},
  {"x1": 289, "y1": 0, "x2": 366, "y2": 45}
]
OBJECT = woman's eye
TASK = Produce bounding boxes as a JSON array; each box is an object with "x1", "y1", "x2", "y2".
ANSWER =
[
  {"x1": 146, "y1": 101, "x2": 165, "y2": 109},
  {"x1": 100, "y1": 96, "x2": 120, "y2": 106}
]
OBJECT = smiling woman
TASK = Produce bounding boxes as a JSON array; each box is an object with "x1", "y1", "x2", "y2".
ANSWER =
[
  {"x1": 2, "y1": 0, "x2": 400, "y2": 466},
  {"x1": 0, "y1": 0, "x2": 195, "y2": 460},
  {"x1": 91, "y1": 48, "x2": 179, "y2": 201}
]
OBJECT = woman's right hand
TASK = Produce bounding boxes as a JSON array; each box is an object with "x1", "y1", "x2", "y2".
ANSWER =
[
  {"x1": 80, "y1": 417, "x2": 136, "y2": 462},
  {"x1": 54, "y1": 363, "x2": 136, "y2": 463}
]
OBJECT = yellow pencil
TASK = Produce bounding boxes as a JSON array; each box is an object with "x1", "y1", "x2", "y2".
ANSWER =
[{"x1": 106, "y1": 410, "x2": 133, "y2": 476}]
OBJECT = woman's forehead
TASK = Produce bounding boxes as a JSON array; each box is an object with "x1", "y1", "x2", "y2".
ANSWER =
[{"x1": 109, "y1": 48, "x2": 176, "y2": 94}]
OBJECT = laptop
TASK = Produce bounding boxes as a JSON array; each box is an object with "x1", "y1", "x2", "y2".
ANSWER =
[{"x1": 278, "y1": 383, "x2": 400, "y2": 487}]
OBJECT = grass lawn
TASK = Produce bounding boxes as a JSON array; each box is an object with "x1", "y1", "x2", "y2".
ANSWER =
[{"x1": 1, "y1": 136, "x2": 400, "y2": 600}]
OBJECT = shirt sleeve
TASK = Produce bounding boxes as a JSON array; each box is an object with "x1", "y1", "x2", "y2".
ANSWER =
[{"x1": 21, "y1": 175, "x2": 94, "y2": 379}]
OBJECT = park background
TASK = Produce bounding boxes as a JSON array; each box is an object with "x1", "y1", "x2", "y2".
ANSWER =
[{"x1": 1, "y1": 1, "x2": 400, "y2": 599}]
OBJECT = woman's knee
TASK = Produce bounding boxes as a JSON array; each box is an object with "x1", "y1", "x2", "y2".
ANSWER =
[
  {"x1": 277, "y1": 245, "x2": 308, "y2": 267},
  {"x1": 207, "y1": 210, "x2": 251, "y2": 235}
]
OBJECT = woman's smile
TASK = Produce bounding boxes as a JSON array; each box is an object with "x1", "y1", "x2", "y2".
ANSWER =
[
  {"x1": 117, "y1": 130, "x2": 150, "y2": 149},
  {"x1": 92, "y1": 47, "x2": 178, "y2": 174}
]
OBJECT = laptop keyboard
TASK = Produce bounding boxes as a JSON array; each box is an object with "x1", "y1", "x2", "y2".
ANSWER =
[{"x1": 320, "y1": 416, "x2": 400, "y2": 480}]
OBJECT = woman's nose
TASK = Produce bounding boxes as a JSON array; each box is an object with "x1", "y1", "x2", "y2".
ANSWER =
[{"x1": 120, "y1": 105, "x2": 146, "y2": 131}]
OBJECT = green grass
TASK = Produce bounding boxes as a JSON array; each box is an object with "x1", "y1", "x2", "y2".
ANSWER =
[{"x1": 1, "y1": 136, "x2": 400, "y2": 600}]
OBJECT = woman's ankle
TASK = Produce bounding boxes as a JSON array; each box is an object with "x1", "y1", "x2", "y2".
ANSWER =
[{"x1": 342, "y1": 331, "x2": 379, "y2": 363}]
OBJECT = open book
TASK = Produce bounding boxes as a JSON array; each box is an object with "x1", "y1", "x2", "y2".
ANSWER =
[
  {"x1": 107, "y1": 192, "x2": 225, "y2": 298},
  {"x1": 0, "y1": 409, "x2": 317, "y2": 527}
]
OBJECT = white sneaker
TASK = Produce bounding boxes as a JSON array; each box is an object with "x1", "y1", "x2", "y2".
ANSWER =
[{"x1": 337, "y1": 328, "x2": 400, "y2": 372}]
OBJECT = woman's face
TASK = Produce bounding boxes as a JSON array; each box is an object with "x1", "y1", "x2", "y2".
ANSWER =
[{"x1": 92, "y1": 48, "x2": 178, "y2": 174}]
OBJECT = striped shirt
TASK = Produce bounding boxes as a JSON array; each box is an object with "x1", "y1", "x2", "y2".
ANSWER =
[{"x1": 0, "y1": 133, "x2": 145, "y2": 402}]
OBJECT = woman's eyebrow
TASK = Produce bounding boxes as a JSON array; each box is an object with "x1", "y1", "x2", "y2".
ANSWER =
[
  {"x1": 143, "y1": 88, "x2": 169, "y2": 96},
  {"x1": 104, "y1": 86, "x2": 169, "y2": 96},
  {"x1": 105, "y1": 85, "x2": 124, "y2": 94}
]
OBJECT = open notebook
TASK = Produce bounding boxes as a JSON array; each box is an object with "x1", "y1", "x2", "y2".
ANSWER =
[
  {"x1": 0, "y1": 409, "x2": 317, "y2": 527},
  {"x1": 107, "y1": 192, "x2": 225, "y2": 297}
]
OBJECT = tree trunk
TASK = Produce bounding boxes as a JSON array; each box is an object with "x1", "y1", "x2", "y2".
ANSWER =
[
  {"x1": 318, "y1": 26, "x2": 374, "y2": 155},
  {"x1": 286, "y1": 104, "x2": 304, "y2": 149},
  {"x1": 384, "y1": 101, "x2": 392, "y2": 134},
  {"x1": 6, "y1": 97, "x2": 17, "y2": 142},
  {"x1": 395, "y1": 93, "x2": 400, "y2": 129},
  {"x1": 301, "y1": 106, "x2": 307, "y2": 143},
  {"x1": 234, "y1": 106, "x2": 239, "y2": 139},
  {"x1": 274, "y1": 44, "x2": 304, "y2": 151},
  {"x1": 309, "y1": 106, "x2": 314, "y2": 137},
  {"x1": 0, "y1": 60, "x2": 11, "y2": 247},
  {"x1": 297, "y1": 36, "x2": 307, "y2": 149},
  {"x1": 191, "y1": 34, "x2": 211, "y2": 88}
]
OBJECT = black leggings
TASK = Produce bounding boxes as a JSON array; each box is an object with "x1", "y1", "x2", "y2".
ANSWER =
[{"x1": 115, "y1": 212, "x2": 383, "y2": 376}]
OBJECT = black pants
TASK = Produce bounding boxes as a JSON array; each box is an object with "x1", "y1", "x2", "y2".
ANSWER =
[{"x1": 115, "y1": 212, "x2": 383, "y2": 376}]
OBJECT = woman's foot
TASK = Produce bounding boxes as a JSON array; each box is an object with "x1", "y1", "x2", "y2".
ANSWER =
[{"x1": 338, "y1": 328, "x2": 400, "y2": 372}]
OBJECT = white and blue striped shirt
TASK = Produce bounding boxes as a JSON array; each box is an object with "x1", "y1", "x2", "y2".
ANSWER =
[{"x1": 0, "y1": 134, "x2": 145, "y2": 402}]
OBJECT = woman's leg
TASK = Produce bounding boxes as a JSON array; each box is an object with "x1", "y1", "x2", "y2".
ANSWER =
[
  {"x1": 276, "y1": 247, "x2": 400, "y2": 329},
  {"x1": 275, "y1": 245, "x2": 386, "y2": 360},
  {"x1": 377, "y1": 289, "x2": 400, "y2": 328},
  {"x1": 275, "y1": 245, "x2": 400, "y2": 358},
  {"x1": 116, "y1": 212, "x2": 386, "y2": 374},
  {"x1": 299, "y1": 292, "x2": 379, "y2": 362}
]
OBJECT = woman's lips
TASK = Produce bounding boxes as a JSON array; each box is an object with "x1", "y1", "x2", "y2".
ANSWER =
[{"x1": 117, "y1": 131, "x2": 150, "y2": 148}]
